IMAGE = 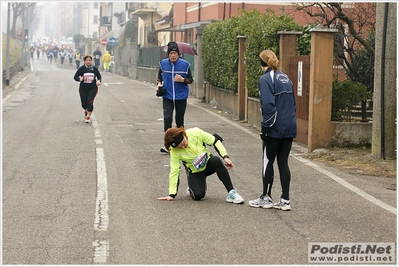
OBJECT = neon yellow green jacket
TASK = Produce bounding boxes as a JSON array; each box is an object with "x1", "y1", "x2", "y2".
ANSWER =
[{"x1": 168, "y1": 127, "x2": 228, "y2": 197}]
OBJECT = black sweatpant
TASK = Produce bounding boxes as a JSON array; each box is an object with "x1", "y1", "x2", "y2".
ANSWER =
[
  {"x1": 162, "y1": 98, "x2": 187, "y2": 132},
  {"x1": 94, "y1": 59, "x2": 100, "y2": 68},
  {"x1": 262, "y1": 137, "x2": 293, "y2": 200},
  {"x1": 187, "y1": 156, "x2": 234, "y2": 201},
  {"x1": 79, "y1": 86, "x2": 98, "y2": 112}
]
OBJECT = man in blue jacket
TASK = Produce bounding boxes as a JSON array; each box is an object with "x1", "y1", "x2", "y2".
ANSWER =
[{"x1": 157, "y1": 42, "x2": 194, "y2": 153}]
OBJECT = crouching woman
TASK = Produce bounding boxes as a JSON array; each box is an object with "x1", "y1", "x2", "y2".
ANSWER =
[{"x1": 157, "y1": 126, "x2": 244, "y2": 204}]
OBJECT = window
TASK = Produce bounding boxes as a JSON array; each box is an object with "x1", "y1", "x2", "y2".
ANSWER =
[
  {"x1": 94, "y1": 3, "x2": 98, "y2": 9},
  {"x1": 94, "y1": 15, "x2": 98, "y2": 24}
]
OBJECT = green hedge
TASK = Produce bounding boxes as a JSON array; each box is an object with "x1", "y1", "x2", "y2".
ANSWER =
[
  {"x1": 202, "y1": 9, "x2": 305, "y2": 97},
  {"x1": 332, "y1": 78, "x2": 372, "y2": 121}
]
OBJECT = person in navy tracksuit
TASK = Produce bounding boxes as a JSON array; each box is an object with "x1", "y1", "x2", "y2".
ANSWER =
[
  {"x1": 157, "y1": 42, "x2": 193, "y2": 153},
  {"x1": 249, "y1": 50, "x2": 297, "y2": 211}
]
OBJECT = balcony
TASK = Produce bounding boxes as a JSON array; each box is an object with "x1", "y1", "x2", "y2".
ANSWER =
[{"x1": 130, "y1": 3, "x2": 162, "y2": 20}]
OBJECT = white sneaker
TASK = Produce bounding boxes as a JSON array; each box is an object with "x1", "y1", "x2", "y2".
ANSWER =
[
  {"x1": 274, "y1": 198, "x2": 291, "y2": 211},
  {"x1": 85, "y1": 116, "x2": 91, "y2": 123},
  {"x1": 226, "y1": 189, "x2": 244, "y2": 204},
  {"x1": 248, "y1": 196, "x2": 273, "y2": 209}
]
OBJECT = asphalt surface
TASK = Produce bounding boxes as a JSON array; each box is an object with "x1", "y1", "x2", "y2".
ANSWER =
[{"x1": 2, "y1": 56, "x2": 397, "y2": 266}]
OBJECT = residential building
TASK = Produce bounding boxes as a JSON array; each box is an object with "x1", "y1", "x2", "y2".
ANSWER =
[{"x1": 129, "y1": 2, "x2": 173, "y2": 47}]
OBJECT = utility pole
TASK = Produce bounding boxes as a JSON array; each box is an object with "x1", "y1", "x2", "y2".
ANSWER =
[
  {"x1": 25, "y1": 4, "x2": 31, "y2": 69},
  {"x1": 6, "y1": 2, "x2": 11, "y2": 85},
  {"x1": 372, "y1": 3, "x2": 397, "y2": 159},
  {"x1": 21, "y1": 5, "x2": 26, "y2": 71}
]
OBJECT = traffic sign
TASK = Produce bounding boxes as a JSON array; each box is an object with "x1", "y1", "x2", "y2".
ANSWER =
[
  {"x1": 101, "y1": 38, "x2": 107, "y2": 46},
  {"x1": 108, "y1": 37, "x2": 116, "y2": 46}
]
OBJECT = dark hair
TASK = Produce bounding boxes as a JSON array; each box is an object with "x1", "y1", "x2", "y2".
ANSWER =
[
  {"x1": 164, "y1": 126, "x2": 187, "y2": 150},
  {"x1": 83, "y1": 54, "x2": 92, "y2": 61}
]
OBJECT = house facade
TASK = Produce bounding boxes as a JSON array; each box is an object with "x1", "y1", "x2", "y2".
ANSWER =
[{"x1": 35, "y1": 2, "x2": 369, "y2": 56}]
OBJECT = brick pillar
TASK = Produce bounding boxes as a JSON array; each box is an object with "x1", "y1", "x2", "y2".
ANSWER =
[
  {"x1": 237, "y1": 35, "x2": 247, "y2": 122},
  {"x1": 277, "y1": 31, "x2": 302, "y2": 74},
  {"x1": 308, "y1": 28, "x2": 338, "y2": 152}
]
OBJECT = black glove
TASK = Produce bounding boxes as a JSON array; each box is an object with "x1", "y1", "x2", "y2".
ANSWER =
[
  {"x1": 156, "y1": 86, "x2": 166, "y2": 97},
  {"x1": 260, "y1": 127, "x2": 268, "y2": 141}
]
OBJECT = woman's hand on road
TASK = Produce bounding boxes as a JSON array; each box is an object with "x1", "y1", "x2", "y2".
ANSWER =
[
  {"x1": 157, "y1": 196, "x2": 174, "y2": 201},
  {"x1": 224, "y1": 158, "x2": 233, "y2": 170}
]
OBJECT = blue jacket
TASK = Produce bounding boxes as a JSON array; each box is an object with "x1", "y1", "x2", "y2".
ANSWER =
[
  {"x1": 258, "y1": 68, "x2": 297, "y2": 139},
  {"x1": 159, "y1": 58, "x2": 190, "y2": 100}
]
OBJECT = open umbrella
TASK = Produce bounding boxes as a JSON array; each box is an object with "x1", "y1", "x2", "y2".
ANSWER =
[{"x1": 163, "y1": 42, "x2": 197, "y2": 55}]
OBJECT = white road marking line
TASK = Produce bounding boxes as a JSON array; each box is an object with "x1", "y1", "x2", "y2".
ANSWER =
[
  {"x1": 189, "y1": 101, "x2": 397, "y2": 215},
  {"x1": 91, "y1": 114, "x2": 109, "y2": 264},
  {"x1": 94, "y1": 147, "x2": 109, "y2": 231},
  {"x1": 291, "y1": 153, "x2": 396, "y2": 215},
  {"x1": 91, "y1": 116, "x2": 101, "y2": 138},
  {"x1": 93, "y1": 240, "x2": 109, "y2": 264},
  {"x1": 2, "y1": 76, "x2": 28, "y2": 104},
  {"x1": 103, "y1": 82, "x2": 123, "y2": 85}
]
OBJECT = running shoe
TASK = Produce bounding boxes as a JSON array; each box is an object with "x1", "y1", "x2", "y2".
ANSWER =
[
  {"x1": 274, "y1": 198, "x2": 291, "y2": 211},
  {"x1": 226, "y1": 189, "x2": 244, "y2": 204},
  {"x1": 85, "y1": 116, "x2": 91, "y2": 123},
  {"x1": 248, "y1": 196, "x2": 273, "y2": 209}
]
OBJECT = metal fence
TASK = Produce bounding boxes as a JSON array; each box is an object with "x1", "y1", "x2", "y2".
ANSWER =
[
  {"x1": 113, "y1": 44, "x2": 196, "y2": 78},
  {"x1": 138, "y1": 46, "x2": 164, "y2": 68},
  {"x1": 2, "y1": 62, "x2": 22, "y2": 85}
]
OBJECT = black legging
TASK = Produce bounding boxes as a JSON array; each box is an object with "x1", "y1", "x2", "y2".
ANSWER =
[
  {"x1": 162, "y1": 98, "x2": 187, "y2": 132},
  {"x1": 262, "y1": 137, "x2": 293, "y2": 200},
  {"x1": 79, "y1": 86, "x2": 98, "y2": 112},
  {"x1": 94, "y1": 59, "x2": 100, "y2": 68},
  {"x1": 187, "y1": 156, "x2": 234, "y2": 201}
]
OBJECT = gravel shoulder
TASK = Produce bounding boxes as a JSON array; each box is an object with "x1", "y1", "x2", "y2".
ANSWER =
[{"x1": 305, "y1": 146, "x2": 396, "y2": 179}]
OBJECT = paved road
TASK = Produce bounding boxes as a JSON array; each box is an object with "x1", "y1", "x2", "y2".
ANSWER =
[{"x1": 2, "y1": 56, "x2": 396, "y2": 265}]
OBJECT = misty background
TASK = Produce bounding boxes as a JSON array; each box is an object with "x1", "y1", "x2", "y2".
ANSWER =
[{"x1": 2, "y1": 2, "x2": 73, "y2": 42}]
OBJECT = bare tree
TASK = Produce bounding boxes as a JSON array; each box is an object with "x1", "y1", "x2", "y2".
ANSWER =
[
  {"x1": 10, "y1": 2, "x2": 37, "y2": 39},
  {"x1": 293, "y1": 3, "x2": 375, "y2": 51},
  {"x1": 292, "y1": 2, "x2": 376, "y2": 121}
]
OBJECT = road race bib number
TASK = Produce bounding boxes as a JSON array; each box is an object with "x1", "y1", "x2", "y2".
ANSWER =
[
  {"x1": 83, "y1": 73, "x2": 95, "y2": 83},
  {"x1": 192, "y1": 152, "x2": 208, "y2": 170},
  {"x1": 95, "y1": 55, "x2": 100, "y2": 59}
]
